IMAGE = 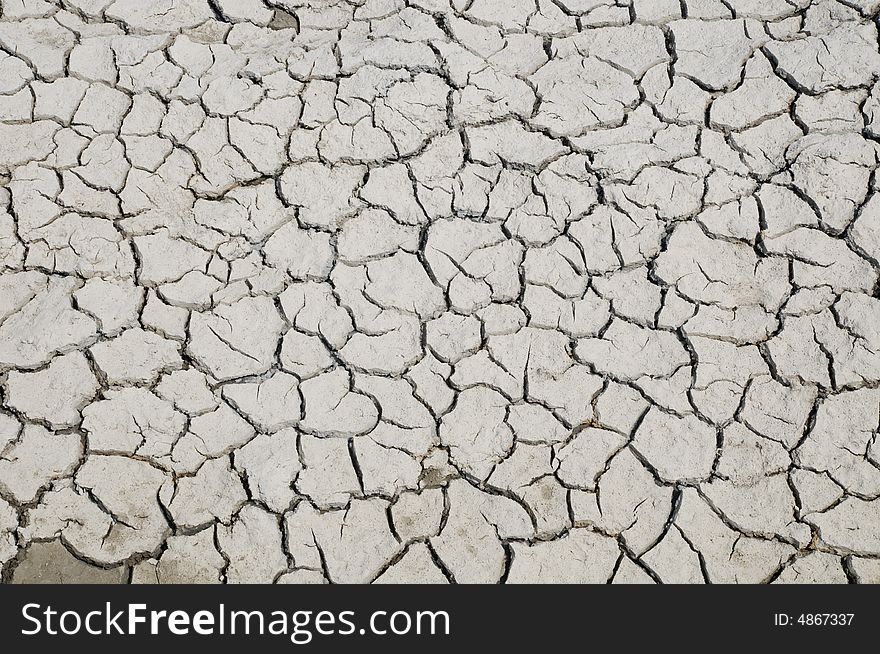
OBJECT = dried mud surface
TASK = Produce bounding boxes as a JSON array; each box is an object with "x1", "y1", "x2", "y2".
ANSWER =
[{"x1": 1, "y1": 0, "x2": 880, "y2": 584}]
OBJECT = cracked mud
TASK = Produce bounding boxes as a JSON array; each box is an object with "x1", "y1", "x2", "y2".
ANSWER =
[{"x1": 1, "y1": 0, "x2": 880, "y2": 585}]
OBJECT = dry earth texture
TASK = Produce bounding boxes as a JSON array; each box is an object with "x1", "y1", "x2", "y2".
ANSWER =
[{"x1": 0, "y1": 0, "x2": 879, "y2": 585}]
